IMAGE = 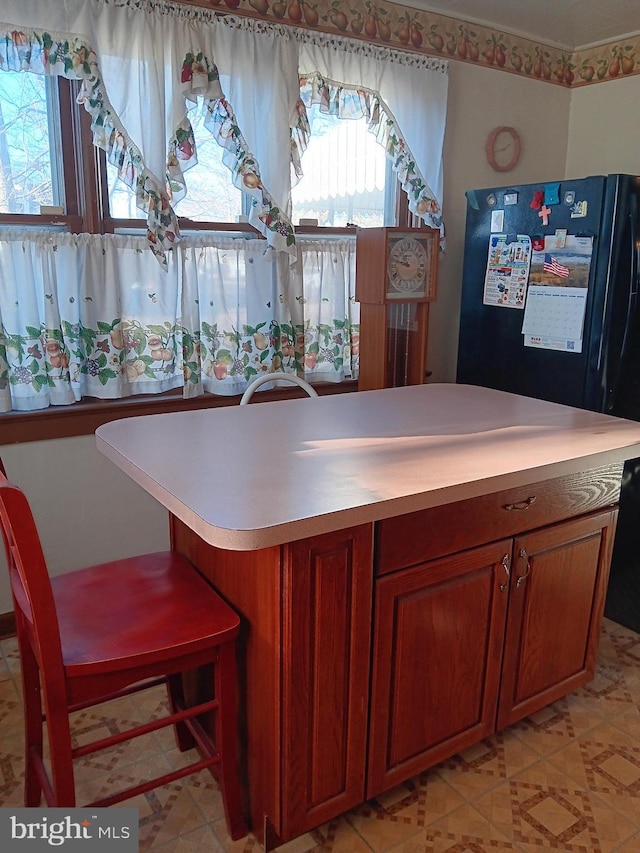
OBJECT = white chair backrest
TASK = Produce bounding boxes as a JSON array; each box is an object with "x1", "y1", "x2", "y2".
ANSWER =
[{"x1": 239, "y1": 374, "x2": 318, "y2": 405}]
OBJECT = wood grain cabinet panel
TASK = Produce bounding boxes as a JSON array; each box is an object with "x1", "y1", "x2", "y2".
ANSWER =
[
  {"x1": 367, "y1": 540, "x2": 510, "y2": 797},
  {"x1": 171, "y1": 518, "x2": 374, "y2": 844},
  {"x1": 281, "y1": 525, "x2": 373, "y2": 835},
  {"x1": 497, "y1": 509, "x2": 617, "y2": 729}
]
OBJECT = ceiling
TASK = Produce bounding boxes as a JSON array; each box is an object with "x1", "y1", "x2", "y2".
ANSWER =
[{"x1": 405, "y1": 0, "x2": 640, "y2": 50}]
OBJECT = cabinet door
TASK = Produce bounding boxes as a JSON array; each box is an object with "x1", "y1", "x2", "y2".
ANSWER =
[
  {"x1": 497, "y1": 508, "x2": 617, "y2": 730},
  {"x1": 367, "y1": 540, "x2": 511, "y2": 798},
  {"x1": 281, "y1": 524, "x2": 373, "y2": 838}
]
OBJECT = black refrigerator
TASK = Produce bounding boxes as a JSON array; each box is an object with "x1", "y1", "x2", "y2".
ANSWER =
[{"x1": 456, "y1": 174, "x2": 640, "y2": 632}]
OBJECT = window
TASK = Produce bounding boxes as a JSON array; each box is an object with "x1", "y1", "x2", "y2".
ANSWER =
[
  {"x1": 292, "y1": 107, "x2": 396, "y2": 228},
  {"x1": 0, "y1": 69, "x2": 406, "y2": 236},
  {"x1": 0, "y1": 70, "x2": 87, "y2": 232},
  {"x1": 0, "y1": 71, "x2": 61, "y2": 214}
]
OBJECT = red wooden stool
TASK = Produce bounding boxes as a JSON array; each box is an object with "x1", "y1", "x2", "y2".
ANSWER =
[{"x1": 0, "y1": 463, "x2": 247, "y2": 840}]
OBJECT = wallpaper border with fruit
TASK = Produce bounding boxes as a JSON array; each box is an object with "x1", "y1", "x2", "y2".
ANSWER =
[{"x1": 183, "y1": 0, "x2": 639, "y2": 87}]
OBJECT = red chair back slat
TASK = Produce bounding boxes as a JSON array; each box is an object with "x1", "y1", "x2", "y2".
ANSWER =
[{"x1": 0, "y1": 479, "x2": 68, "y2": 697}]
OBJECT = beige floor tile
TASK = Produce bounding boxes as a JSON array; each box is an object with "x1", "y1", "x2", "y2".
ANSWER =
[
  {"x1": 174, "y1": 766, "x2": 226, "y2": 824},
  {"x1": 209, "y1": 817, "x2": 259, "y2": 852},
  {"x1": 545, "y1": 719, "x2": 640, "y2": 802},
  {"x1": 613, "y1": 829, "x2": 640, "y2": 852},
  {"x1": 435, "y1": 728, "x2": 541, "y2": 801},
  {"x1": 510, "y1": 699, "x2": 596, "y2": 759},
  {"x1": 609, "y1": 706, "x2": 640, "y2": 743},
  {"x1": 371, "y1": 772, "x2": 466, "y2": 825},
  {"x1": 310, "y1": 818, "x2": 379, "y2": 853},
  {"x1": 343, "y1": 819, "x2": 424, "y2": 853},
  {"x1": 402, "y1": 801, "x2": 518, "y2": 851},
  {"x1": 149, "y1": 822, "x2": 230, "y2": 852},
  {"x1": 388, "y1": 835, "x2": 522, "y2": 853},
  {"x1": 474, "y1": 774, "x2": 637, "y2": 852},
  {"x1": 74, "y1": 750, "x2": 177, "y2": 806},
  {"x1": 134, "y1": 784, "x2": 213, "y2": 851},
  {"x1": 347, "y1": 774, "x2": 465, "y2": 852}
]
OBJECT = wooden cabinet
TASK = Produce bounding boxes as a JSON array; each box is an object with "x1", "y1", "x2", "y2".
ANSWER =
[
  {"x1": 281, "y1": 528, "x2": 373, "y2": 834},
  {"x1": 498, "y1": 511, "x2": 616, "y2": 729},
  {"x1": 170, "y1": 517, "x2": 373, "y2": 844},
  {"x1": 171, "y1": 462, "x2": 621, "y2": 838},
  {"x1": 367, "y1": 466, "x2": 620, "y2": 798},
  {"x1": 367, "y1": 540, "x2": 510, "y2": 795}
]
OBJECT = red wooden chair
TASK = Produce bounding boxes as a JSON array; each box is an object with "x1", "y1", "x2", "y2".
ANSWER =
[{"x1": 0, "y1": 462, "x2": 247, "y2": 839}]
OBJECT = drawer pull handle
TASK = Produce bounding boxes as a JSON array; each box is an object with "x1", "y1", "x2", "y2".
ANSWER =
[{"x1": 503, "y1": 496, "x2": 537, "y2": 511}]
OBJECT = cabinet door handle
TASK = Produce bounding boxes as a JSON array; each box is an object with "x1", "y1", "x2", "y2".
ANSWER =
[
  {"x1": 499, "y1": 553, "x2": 510, "y2": 592},
  {"x1": 517, "y1": 548, "x2": 531, "y2": 587},
  {"x1": 503, "y1": 496, "x2": 537, "y2": 511}
]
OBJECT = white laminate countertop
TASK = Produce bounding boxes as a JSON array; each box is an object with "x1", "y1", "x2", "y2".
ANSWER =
[{"x1": 96, "y1": 384, "x2": 640, "y2": 551}]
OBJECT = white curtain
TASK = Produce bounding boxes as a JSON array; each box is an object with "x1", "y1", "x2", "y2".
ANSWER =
[
  {"x1": 297, "y1": 34, "x2": 448, "y2": 231},
  {"x1": 0, "y1": 1, "x2": 301, "y2": 261},
  {"x1": 0, "y1": 231, "x2": 357, "y2": 412},
  {"x1": 208, "y1": 17, "x2": 302, "y2": 222}
]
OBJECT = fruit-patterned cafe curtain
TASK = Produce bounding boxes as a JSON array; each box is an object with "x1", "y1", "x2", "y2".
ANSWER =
[
  {"x1": 0, "y1": 231, "x2": 358, "y2": 412},
  {"x1": 0, "y1": 0, "x2": 302, "y2": 264}
]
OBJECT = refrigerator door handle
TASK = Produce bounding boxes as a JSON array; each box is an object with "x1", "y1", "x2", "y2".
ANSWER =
[{"x1": 607, "y1": 199, "x2": 639, "y2": 410}]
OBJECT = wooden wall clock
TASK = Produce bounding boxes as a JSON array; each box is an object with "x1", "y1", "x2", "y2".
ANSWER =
[
  {"x1": 485, "y1": 126, "x2": 521, "y2": 172},
  {"x1": 355, "y1": 227, "x2": 439, "y2": 391}
]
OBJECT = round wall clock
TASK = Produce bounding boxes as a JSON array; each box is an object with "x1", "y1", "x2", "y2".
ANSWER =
[{"x1": 485, "y1": 126, "x2": 521, "y2": 172}]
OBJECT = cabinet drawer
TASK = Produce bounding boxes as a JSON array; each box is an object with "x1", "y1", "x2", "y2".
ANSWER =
[{"x1": 375, "y1": 462, "x2": 623, "y2": 575}]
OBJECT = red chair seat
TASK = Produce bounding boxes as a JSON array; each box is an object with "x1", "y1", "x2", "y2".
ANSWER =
[
  {"x1": 0, "y1": 463, "x2": 247, "y2": 840},
  {"x1": 53, "y1": 552, "x2": 238, "y2": 675}
]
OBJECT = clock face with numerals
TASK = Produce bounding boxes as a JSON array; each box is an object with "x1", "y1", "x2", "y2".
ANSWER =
[{"x1": 387, "y1": 236, "x2": 429, "y2": 298}]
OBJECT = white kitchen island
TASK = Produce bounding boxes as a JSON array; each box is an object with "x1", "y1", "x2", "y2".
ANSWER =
[{"x1": 96, "y1": 384, "x2": 640, "y2": 842}]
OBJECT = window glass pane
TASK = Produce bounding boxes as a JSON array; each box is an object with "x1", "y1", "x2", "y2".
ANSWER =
[
  {"x1": 0, "y1": 71, "x2": 57, "y2": 214},
  {"x1": 107, "y1": 100, "x2": 243, "y2": 222},
  {"x1": 292, "y1": 109, "x2": 391, "y2": 228}
]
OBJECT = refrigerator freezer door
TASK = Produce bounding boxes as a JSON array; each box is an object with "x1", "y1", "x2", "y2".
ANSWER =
[{"x1": 456, "y1": 177, "x2": 607, "y2": 408}]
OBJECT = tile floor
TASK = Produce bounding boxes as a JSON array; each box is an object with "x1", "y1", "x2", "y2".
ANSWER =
[{"x1": 0, "y1": 617, "x2": 639, "y2": 852}]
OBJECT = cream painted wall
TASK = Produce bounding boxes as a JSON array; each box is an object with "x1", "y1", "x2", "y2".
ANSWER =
[
  {"x1": 0, "y1": 61, "x2": 635, "y2": 615},
  {"x1": 0, "y1": 437, "x2": 169, "y2": 612},
  {"x1": 428, "y1": 61, "x2": 571, "y2": 385},
  {"x1": 566, "y1": 76, "x2": 640, "y2": 178}
]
